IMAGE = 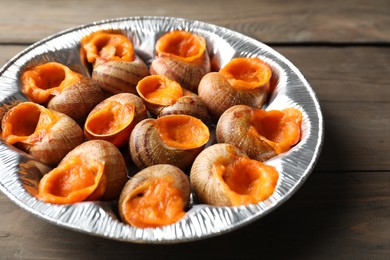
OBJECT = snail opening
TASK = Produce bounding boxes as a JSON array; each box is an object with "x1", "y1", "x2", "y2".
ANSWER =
[
  {"x1": 85, "y1": 101, "x2": 135, "y2": 135},
  {"x1": 219, "y1": 57, "x2": 272, "y2": 90},
  {"x1": 81, "y1": 31, "x2": 134, "y2": 64},
  {"x1": 95, "y1": 35, "x2": 132, "y2": 62},
  {"x1": 6, "y1": 103, "x2": 41, "y2": 137},
  {"x1": 32, "y1": 64, "x2": 66, "y2": 90},
  {"x1": 156, "y1": 115, "x2": 210, "y2": 149},
  {"x1": 250, "y1": 108, "x2": 302, "y2": 154},
  {"x1": 215, "y1": 156, "x2": 279, "y2": 206},
  {"x1": 37, "y1": 156, "x2": 105, "y2": 204},
  {"x1": 122, "y1": 176, "x2": 186, "y2": 228},
  {"x1": 222, "y1": 157, "x2": 261, "y2": 196},
  {"x1": 1, "y1": 102, "x2": 60, "y2": 146},
  {"x1": 137, "y1": 75, "x2": 183, "y2": 106},
  {"x1": 251, "y1": 109, "x2": 285, "y2": 142},
  {"x1": 20, "y1": 62, "x2": 82, "y2": 104},
  {"x1": 156, "y1": 30, "x2": 206, "y2": 63}
]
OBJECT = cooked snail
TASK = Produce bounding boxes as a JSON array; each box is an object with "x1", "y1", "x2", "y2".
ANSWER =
[
  {"x1": 1, "y1": 102, "x2": 84, "y2": 166},
  {"x1": 129, "y1": 114, "x2": 210, "y2": 170},
  {"x1": 118, "y1": 164, "x2": 190, "y2": 228},
  {"x1": 216, "y1": 105, "x2": 302, "y2": 162},
  {"x1": 190, "y1": 143, "x2": 279, "y2": 207},
  {"x1": 81, "y1": 30, "x2": 149, "y2": 94},
  {"x1": 37, "y1": 140, "x2": 127, "y2": 204},
  {"x1": 198, "y1": 57, "x2": 272, "y2": 119},
  {"x1": 150, "y1": 30, "x2": 211, "y2": 93},
  {"x1": 84, "y1": 93, "x2": 147, "y2": 147}
]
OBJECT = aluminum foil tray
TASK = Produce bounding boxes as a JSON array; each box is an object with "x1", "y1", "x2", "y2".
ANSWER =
[{"x1": 0, "y1": 17, "x2": 324, "y2": 243}]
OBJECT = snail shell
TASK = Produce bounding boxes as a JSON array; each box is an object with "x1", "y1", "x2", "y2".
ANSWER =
[
  {"x1": 216, "y1": 105, "x2": 302, "y2": 162},
  {"x1": 129, "y1": 115, "x2": 210, "y2": 170},
  {"x1": 150, "y1": 55, "x2": 210, "y2": 93},
  {"x1": 150, "y1": 30, "x2": 211, "y2": 93},
  {"x1": 81, "y1": 30, "x2": 149, "y2": 95},
  {"x1": 158, "y1": 90, "x2": 210, "y2": 123},
  {"x1": 118, "y1": 164, "x2": 190, "y2": 228},
  {"x1": 198, "y1": 57, "x2": 272, "y2": 119},
  {"x1": 190, "y1": 143, "x2": 279, "y2": 207},
  {"x1": 84, "y1": 93, "x2": 147, "y2": 147},
  {"x1": 136, "y1": 74, "x2": 184, "y2": 115},
  {"x1": 47, "y1": 76, "x2": 106, "y2": 125},
  {"x1": 1, "y1": 102, "x2": 84, "y2": 166},
  {"x1": 37, "y1": 140, "x2": 127, "y2": 204},
  {"x1": 92, "y1": 56, "x2": 150, "y2": 95},
  {"x1": 136, "y1": 75, "x2": 210, "y2": 122}
]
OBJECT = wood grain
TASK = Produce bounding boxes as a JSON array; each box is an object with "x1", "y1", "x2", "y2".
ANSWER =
[
  {"x1": 318, "y1": 102, "x2": 390, "y2": 172},
  {"x1": 0, "y1": 0, "x2": 389, "y2": 258},
  {"x1": 0, "y1": 46, "x2": 25, "y2": 66},
  {"x1": 0, "y1": 0, "x2": 389, "y2": 44},
  {"x1": 275, "y1": 47, "x2": 390, "y2": 103}
]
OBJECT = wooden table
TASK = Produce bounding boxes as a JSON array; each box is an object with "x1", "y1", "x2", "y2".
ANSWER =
[{"x1": 0, "y1": 0, "x2": 389, "y2": 259}]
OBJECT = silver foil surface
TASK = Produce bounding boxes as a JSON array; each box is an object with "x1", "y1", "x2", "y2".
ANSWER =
[{"x1": 0, "y1": 17, "x2": 324, "y2": 243}]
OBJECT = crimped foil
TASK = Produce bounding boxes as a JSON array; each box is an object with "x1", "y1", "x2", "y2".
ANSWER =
[{"x1": 0, "y1": 17, "x2": 323, "y2": 243}]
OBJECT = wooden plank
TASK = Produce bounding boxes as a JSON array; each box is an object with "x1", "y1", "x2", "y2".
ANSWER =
[
  {"x1": 0, "y1": 170, "x2": 389, "y2": 259},
  {"x1": 317, "y1": 101, "x2": 390, "y2": 172},
  {"x1": 0, "y1": 0, "x2": 389, "y2": 44},
  {"x1": 0, "y1": 45, "x2": 26, "y2": 66},
  {"x1": 274, "y1": 46, "x2": 390, "y2": 103}
]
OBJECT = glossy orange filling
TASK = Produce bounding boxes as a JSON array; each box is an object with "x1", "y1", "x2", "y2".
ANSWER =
[
  {"x1": 81, "y1": 31, "x2": 135, "y2": 64},
  {"x1": 137, "y1": 75, "x2": 183, "y2": 106},
  {"x1": 20, "y1": 62, "x2": 82, "y2": 104},
  {"x1": 250, "y1": 108, "x2": 302, "y2": 154},
  {"x1": 155, "y1": 30, "x2": 206, "y2": 63},
  {"x1": 156, "y1": 115, "x2": 210, "y2": 149},
  {"x1": 122, "y1": 176, "x2": 186, "y2": 228},
  {"x1": 219, "y1": 57, "x2": 272, "y2": 90},
  {"x1": 214, "y1": 155, "x2": 279, "y2": 206},
  {"x1": 85, "y1": 101, "x2": 135, "y2": 135},
  {"x1": 37, "y1": 156, "x2": 106, "y2": 204},
  {"x1": 1, "y1": 102, "x2": 59, "y2": 145}
]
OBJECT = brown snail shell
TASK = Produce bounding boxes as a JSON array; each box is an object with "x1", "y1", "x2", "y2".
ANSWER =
[
  {"x1": 37, "y1": 140, "x2": 127, "y2": 204},
  {"x1": 1, "y1": 102, "x2": 84, "y2": 166},
  {"x1": 118, "y1": 164, "x2": 190, "y2": 228},
  {"x1": 190, "y1": 143, "x2": 279, "y2": 207},
  {"x1": 81, "y1": 30, "x2": 149, "y2": 94},
  {"x1": 150, "y1": 54, "x2": 210, "y2": 93},
  {"x1": 198, "y1": 57, "x2": 272, "y2": 119},
  {"x1": 92, "y1": 55, "x2": 150, "y2": 95},
  {"x1": 150, "y1": 30, "x2": 211, "y2": 93},
  {"x1": 216, "y1": 105, "x2": 302, "y2": 162},
  {"x1": 47, "y1": 76, "x2": 106, "y2": 125},
  {"x1": 158, "y1": 90, "x2": 210, "y2": 123},
  {"x1": 84, "y1": 93, "x2": 147, "y2": 147},
  {"x1": 129, "y1": 115, "x2": 210, "y2": 170}
]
